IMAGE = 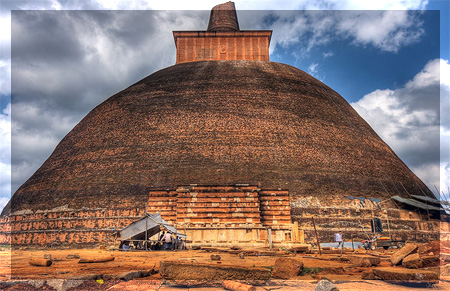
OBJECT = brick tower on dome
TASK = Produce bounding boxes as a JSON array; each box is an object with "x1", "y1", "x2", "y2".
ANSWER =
[{"x1": 173, "y1": 2, "x2": 272, "y2": 64}]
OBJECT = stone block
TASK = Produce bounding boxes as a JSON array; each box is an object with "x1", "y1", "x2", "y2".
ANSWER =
[
  {"x1": 390, "y1": 243, "x2": 418, "y2": 265},
  {"x1": 272, "y1": 257, "x2": 304, "y2": 279},
  {"x1": 402, "y1": 253, "x2": 423, "y2": 269},
  {"x1": 159, "y1": 260, "x2": 271, "y2": 280},
  {"x1": 349, "y1": 255, "x2": 380, "y2": 267},
  {"x1": 373, "y1": 267, "x2": 438, "y2": 282},
  {"x1": 211, "y1": 254, "x2": 221, "y2": 261}
]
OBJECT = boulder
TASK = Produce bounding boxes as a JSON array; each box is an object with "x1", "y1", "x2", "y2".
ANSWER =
[
  {"x1": 402, "y1": 253, "x2": 423, "y2": 269},
  {"x1": 373, "y1": 267, "x2": 438, "y2": 282},
  {"x1": 159, "y1": 260, "x2": 271, "y2": 280},
  {"x1": 46, "y1": 279, "x2": 85, "y2": 291},
  {"x1": 272, "y1": 257, "x2": 304, "y2": 279},
  {"x1": 349, "y1": 255, "x2": 380, "y2": 267},
  {"x1": 211, "y1": 254, "x2": 221, "y2": 261},
  {"x1": 315, "y1": 279, "x2": 339, "y2": 291},
  {"x1": 390, "y1": 244, "x2": 418, "y2": 265}
]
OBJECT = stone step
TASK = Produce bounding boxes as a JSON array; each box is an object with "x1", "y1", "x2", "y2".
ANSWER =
[{"x1": 160, "y1": 260, "x2": 271, "y2": 280}]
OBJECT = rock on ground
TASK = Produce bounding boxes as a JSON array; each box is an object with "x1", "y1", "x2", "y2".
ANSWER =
[
  {"x1": 159, "y1": 260, "x2": 271, "y2": 280},
  {"x1": 349, "y1": 255, "x2": 380, "y2": 267},
  {"x1": 390, "y1": 244, "x2": 418, "y2": 265},
  {"x1": 315, "y1": 279, "x2": 339, "y2": 291},
  {"x1": 272, "y1": 257, "x2": 304, "y2": 279},
  {"x1": 373, "y1": 267, "x2": 438, "y2": 282},
  {"x1": 46, "y1": 279, "x2": 85, "y2": 291},
  {"x1": 402, "y1": 253, "x2": 423, "y2": 269}
]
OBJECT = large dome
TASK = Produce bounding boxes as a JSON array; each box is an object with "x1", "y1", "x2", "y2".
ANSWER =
[{"x1": 5, "y1": 60, "x2": 432, "y2": 215}]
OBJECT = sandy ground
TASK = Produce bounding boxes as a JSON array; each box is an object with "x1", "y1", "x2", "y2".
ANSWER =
[{"x1": 0, "y1": 247, "x2": 449, "y2": 290}]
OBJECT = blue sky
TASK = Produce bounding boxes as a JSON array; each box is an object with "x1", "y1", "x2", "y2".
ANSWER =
[{"x1": 0, "y1": 0, "x2": 449, "y2": 212}]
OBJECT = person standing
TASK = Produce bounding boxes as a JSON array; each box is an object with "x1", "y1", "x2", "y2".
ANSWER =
[
  {"x1": 162, "y1": 231, "x2": 172, "y2": 250},
  {"x1": 335, "y1": 232, "x2": 343, "y2": 248}
]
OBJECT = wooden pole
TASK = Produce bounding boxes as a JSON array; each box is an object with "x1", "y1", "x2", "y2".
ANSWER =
[
  {"x1": 268, "y1": 229, "x2": 273, "y2": 250},
  {"x1": 351, "y1": 232, "x2": 354, "y2": 251},
  {"x1": 340, "y1": 222, "x2": 348, "y2": 257},
  {"x1": 145, "y1": 216, "x2": 148, "y2": 251},
  {"x1": 312, "y1": 216, "x2": 321, "y2": 255}
]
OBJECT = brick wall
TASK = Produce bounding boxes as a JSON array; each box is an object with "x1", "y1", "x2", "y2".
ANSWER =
[
  {"x1": 147, "y1": 185, "x2": 291, "y2": 228},
  {"x1": 173, "y1": 31, "x2": 271, "y2": 64}
]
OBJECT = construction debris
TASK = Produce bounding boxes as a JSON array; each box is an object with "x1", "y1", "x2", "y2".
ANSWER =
[
  {"x1": 29, "y1": 258, "x2": 52, "y2": 267},
  {"x1": 272, "y1": 257, "x2": 304, "y2": 279},
  {"x1": 78, "y1": 255, "x2": 115, "y2": 263},
  {"x1": 222, "y1": 280, "x2": 256, "y2": 291},
  {"x1": 159, "y1": 260, "x2": 271, "y2": 280},
  {"x1": 372, "y1": 267, "x2": 438, "y2": 282},
  {"x1": 402, "y1": 253, "x2": 423, "y2": 269},
  {"x1": 390, "y1": 244, "x2": 418, "y2": 265},
  {"x1": 349, "y1": 255, "x2": 380, "y2": 267}
]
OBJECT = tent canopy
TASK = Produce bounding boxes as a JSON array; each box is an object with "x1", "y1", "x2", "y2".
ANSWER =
[
  {"x1": 411, "y1": 194, "x2": 450, "y2": 206},
  {"x1": 391, "y1": 195, "x2": 444, "y2": 211},
  {"x1": 118, "y1": 212, "x2": 187, "y2": 241}
]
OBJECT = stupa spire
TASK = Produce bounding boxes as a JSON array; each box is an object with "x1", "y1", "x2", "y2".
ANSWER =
[
  {"x1": 207, "y1": 1, "x2": 240, "y2": 32},
  {"x1": 173, "y1": 1, "x2": 272, "y2": 64}
]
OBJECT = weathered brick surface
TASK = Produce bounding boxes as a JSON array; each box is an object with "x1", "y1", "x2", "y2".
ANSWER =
[
  {"x1": 174, "y1": 32, "x2": 271, "y2": 64},
  {"x1": 4, "y1": 60, "x2": 432, "y2": 218},
  {"x1": 1, "y1": 208, "x2": 143, "y2": 246},
  {"x1": 147, "y1": 185, "x2": 291, "y2": 228},
  {"x1": 174, "y1": 2, "x2": 270, "y2": 64},
  {"x1": 207, "y1": 2, "x2": 240, "y2": 32}
]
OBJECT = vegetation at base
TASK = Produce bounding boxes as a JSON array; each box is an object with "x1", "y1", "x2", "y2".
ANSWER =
[{"x1": 301, "y1": 267, "x2": 322, "y2": 275}]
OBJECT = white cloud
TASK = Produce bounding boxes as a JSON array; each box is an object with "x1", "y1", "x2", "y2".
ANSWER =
[
  {"x1": 308, "y1": 63, "x2": 318, "y2": 75},
  {"x1": 323, "y1": 51, "x2": 334, "y2": 58},
  {"x1": 352, "y1": 58, "x2": 448, "y2": 198},
  {"x1": 336, "y1": 10, "x2": 423, "y2": 52}
]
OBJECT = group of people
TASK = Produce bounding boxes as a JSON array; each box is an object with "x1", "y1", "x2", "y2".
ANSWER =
[
  {"x1": 159, "y1": 230, "x2": 185, "y2": 250},
  {"x1": 119, "y1": 229, "x2": 186, "y2": 251}
]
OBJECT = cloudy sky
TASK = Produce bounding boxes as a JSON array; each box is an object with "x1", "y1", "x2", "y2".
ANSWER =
[{"x1": 0, "y1": 0, "x2": 449, "y2": 213}]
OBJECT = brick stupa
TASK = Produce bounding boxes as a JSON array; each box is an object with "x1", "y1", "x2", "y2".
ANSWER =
[{"x1": 1, "y1": 2, "x2": 444, "y2": 247}]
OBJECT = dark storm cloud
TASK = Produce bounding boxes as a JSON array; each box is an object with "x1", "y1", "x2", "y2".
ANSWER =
[
  {"x1": 12, "y1": 11, "x2": 85, "y2": 64},
  {"x1": 10, "y1": 10, "x2": 209, "y2": 194}
]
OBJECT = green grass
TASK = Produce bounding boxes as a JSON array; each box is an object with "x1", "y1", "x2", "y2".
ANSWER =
[{"x1": 300, "y1": 267, "x2": 322, "y2": 275}]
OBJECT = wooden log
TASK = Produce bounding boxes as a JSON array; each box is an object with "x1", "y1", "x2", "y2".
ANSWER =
[
  {"x1": 29, "y1": 258, "x2": 52, "y2": 267},
  {"x1": 78, "y1": 255, "x2": 115, "y2": 263},
  {"x1": 222, "y1": 280, "x2": 256, "y2": 291}
]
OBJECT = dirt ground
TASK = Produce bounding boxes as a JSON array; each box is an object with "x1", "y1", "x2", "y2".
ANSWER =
[{"x1": 0, "y1": 247, "x2": 449, "y2": 290}]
